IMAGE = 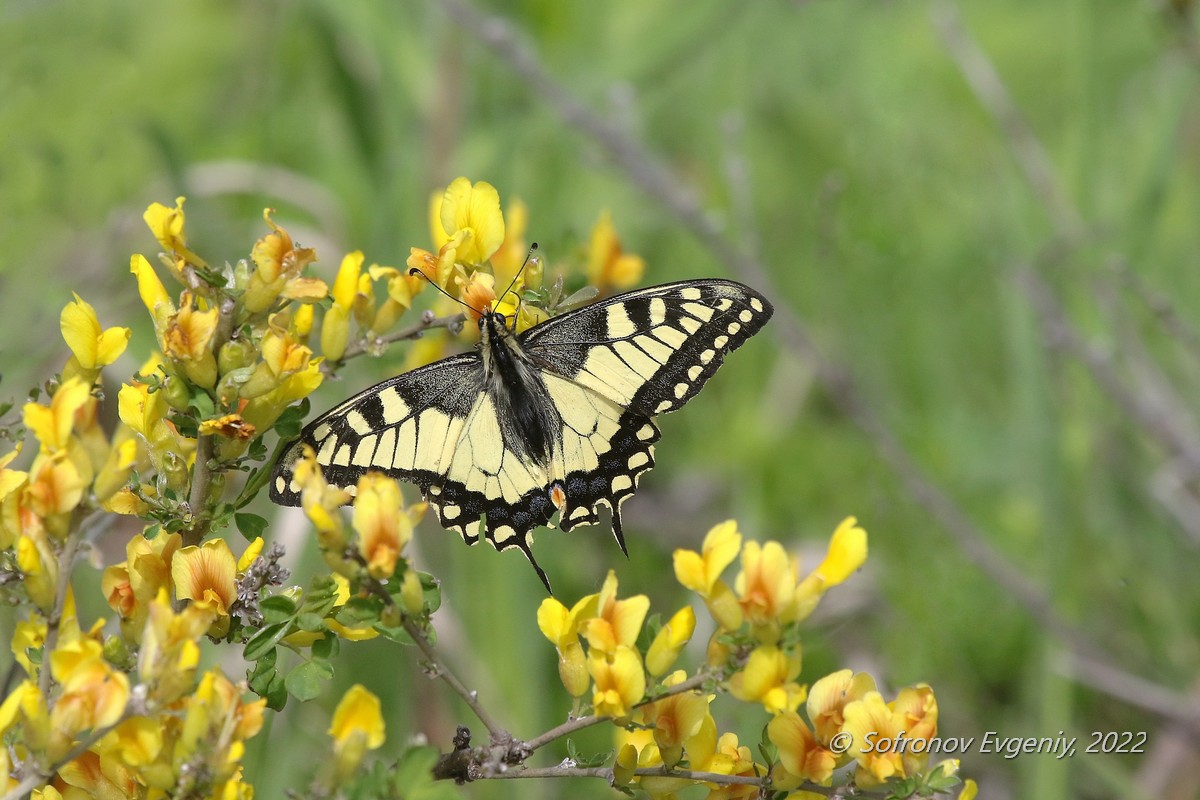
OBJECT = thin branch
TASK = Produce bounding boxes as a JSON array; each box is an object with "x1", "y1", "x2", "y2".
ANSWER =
[
  {"x1": 357, "y1": 568, "x2": 508, "y2": 745},
  {"x1": 401, "y1": 616, "x2": 508, "y2": 745},
  {"x1": 337, "y1": 312, "x2": 466, "y2": 365},
  {"x1": 432, "y1": 0, "x2": 1157, "y2": 719},
  {"x1": 525, "y1": 668, "x2": 720, "y2": 752},
  {"x1": 185, "y1": 294, "x2": 237, "y2": 547},
  {"x1": 930, "y1": 1, "x2": 1085, "y2": 241}
]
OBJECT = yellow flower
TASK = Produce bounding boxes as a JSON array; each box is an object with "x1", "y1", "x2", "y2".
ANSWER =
[
  {"x1": 144, "y1": 197, "x2": 188, "y2": 254},
  {"x1": 673, "y1": 520, "x2": 743, "y2": 630},
  {"x1": 198, "y1": 413, "x2": 256, "y2": 440},
  {"x1": 768, "y1": 711, "x2": 838, "y2": 787},
  {"x1": 353, "y1": 473, "x2": 423, "y2": 580},
  {"x1": 329, "y1": 684, "x2": 385, "y2": 778},
  {"x1": 490, "y1": 198, "x2": 531, "y2": 290},
  {"x1": 321, "y1": 251, "x2": 364, "y2": 362},
  {"x1": 645, "y1": 605, "x2": 696, "y2": 677},
  {"x1": 58, "y1": 750, "x2": 139, "y2": 799},
  {"x1": 807, "y1": 669, "x2": 876, "y2": 745},
  {"x1": 321, "y1": 574, "x2": 380, "y2": 642},
  {"x1": 18, "y1": 524, "x2": 59, "y2": 611},
  {"x1": 24, "y1": 377, "x2": 91, "y2": 454},
  {"x1": 958, "y1": 778, "x2": 978, "y2": 800},
  {"x1": 588, "y1": 210, "x2": 644, "y2": 294},
  {"x1": 60, "y1": 294, "x2": 130, "y2": 383},
  {"x1": 101, "y1": 716, "x2": 164, "y2": 768},
  {"x1": 178, "y1": 669, "x2": 267, "y2": 788},
  {"x1": 538, "y1": 590, "x2": 600, "y2": 697},
  {"x1": 50, "y1": 652, "x2": 130, "y2": 737},
  {"x1": 131, "y1": 253, "x2": 172, "y2": 316},
  {"x1": 25, "y1": 453, "x2": 87, "y2": 523},
  {"x1": 433, "y1": 177, "x2": 505, "y2": 266},
  {"x1": 728, "y1": 645, "x2": 806, "y2": 714},
  {"x1": 589, "y1": 645, "x2": 645, "y2": 718},
  {"x1": 246, "y1": 208, "x2": 319, "y2": 313},
  {"x1": 583, "y1": 569, "x2": 650, "y2": 656},
  {"x1": 796, "y1": 517, "x2": 868, "y2": 620},
  {"x1": 138, "y1": 589, "x2": 212, "y2": 703},
  {"x1": 891, "y1": 684, "x2": 938, "y2": 775},
  {"x1": 164, "y1": 292, "x2": 220, "y2": 388},
  {"x1": 11, "y1": 616, "x2": 46, "y2": 678},
  {"x1": 240, "y1": 358, "x2": 324, "y2": 434},
  {"x1": 640, "y1": 671, "x2": 710, "y2": 767},
  {"x1": 842, "y1": 690, "x2": 906, "y2": 784},
  {"x1": 685, "y1": 718, "x2": 761, "y2": 800},
  {"x1": 172, "y1": 539, "x2": 238, "y2": 637},
  {"x1": 736, "y1": 540, "x2": 799, "y2": 640}
]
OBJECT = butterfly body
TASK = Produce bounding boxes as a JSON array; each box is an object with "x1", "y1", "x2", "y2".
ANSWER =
[{"x1": 271, "y1": 279, "x2": 773, "y2": 589}]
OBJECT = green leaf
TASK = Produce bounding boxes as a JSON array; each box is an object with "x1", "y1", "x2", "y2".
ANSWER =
[
  {"x1": 260, "y1": 595, "x2": 299, "y2": 623},
  {"x1": 234, "y1": 512, "x2": 269, "y2": 541},
  {"x1": 242, "y1": 622, "x2": 289, "y2": 661},
  {"x1": 295, "y1": 612, "x2": 326, "y2": 633},
  {"x1": 337, "y1": 596, "x2": 384, "y2": 624},
  {"x1": 311, "y1": 633, "x2": 339, "y2": 661},
  {"x1": 284, "y1": 659, "x2": 333, "y2": 702},
  {"x1": 265, "y1": 672, "x2": 288, "y2": 711},
  {"x1": 274, "y1": 398, "x2": 310, "y2": 440},
  {"x1": 391, "y1": 746, "x2": 461, "y2": 799},
  {"x1": 418, "y1": 571, "x2": 442, "y2": 613}
]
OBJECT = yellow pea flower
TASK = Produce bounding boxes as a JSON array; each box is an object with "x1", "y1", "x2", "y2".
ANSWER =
[
  {"x1": 645, "y1": 605, "x2": 696, "y2": 677},
  {"x1": 891, "y1": 684, "x2": 938, "y2": 776},
  {"x1": 841, "y1": 690, "x2": 907, "y2": 784},
  {"x1": 353, "y1": 473, "x2": 423, "y2": 580},
  {"x1": 322, "y1": 573, "x2": 379, "y2": 642},
  {"x1": 684, "y1": 718, "x2": 761, "y2": 798},
  {"x1": 735, "y1": 540, "x2": 799, "y2": 640},
  {"x1": 24, "y1": 377, "x2": 91, "y2": 454},
  {"x1": 589, "y1": 645, "x2": 646, "y2": 718},
  {"x1": 138, "y1": 589, "x2": 212, "y2": 704},
  {"x1": 172, "y1": 539, "x2": 238, "y2": 637},
  {"x1": 434, "y1": 177, "x2": 505, "y2": 266},
  {"x1": 11, "y1": 616, "x2": 46, "y2": 678},
  {"x1": 769, "y1": 710, "x2": 838, "y2": 788},
  {"x1": 640, "y1": 671, "x2": 710, "y2": 767},
  {"x1": 57, "y1": 750, "x2": 139, "y2": 799},
  {"x1": 60, "y1": 294, "x2": 130, "y2": 383},
  {"x1": 321, "y1": 251, "x2": 364, "y2": 362},
  {"x1": 537, "y1": 590, "x2": 600, "y2": 697},
  {"x1": 163, "y1": 293, "x2": 219, "y2": 388},
  {"x1": 728, "y1": 644, "x2": 806, "y2": 714},
  {"x1": 583, "y1": 569, "x2": 650, "y2": 657},
  {"x1": 673, "y1": 520, "x2": 744, "y2": 630},
  {"x1": 49, "y1": 651, "x2": 130, "y2": 737},
  {"x1": 587, "y1": 210, "x2": 645, "y2": 295},
  {"x1": 807, "y1": 669, "x2": 877, "y2": 745},
  {"x1": 329, "y1": 684, "x2": 385, "y2": 779},
  {"x1": 796, "y1": 517, "x2": 868, "y2": 620}
]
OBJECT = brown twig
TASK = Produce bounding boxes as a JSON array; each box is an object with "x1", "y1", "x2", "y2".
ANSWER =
[
  {"x1": 525, "y1": 668, "x2": 721, "y2": 752},
  {"x1": 334, "y1": 312, "x2": 466, "y2": 366}
]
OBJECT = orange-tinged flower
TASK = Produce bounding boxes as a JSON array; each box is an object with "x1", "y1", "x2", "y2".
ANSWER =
[
  {"x1": 198, "y1": 413, "x2": 256, "y2": 440},
  {"x1": 891, "y1": 684, "x2": 938, "y2": 775},
  {"x1": 768, "y1": 711, "x2": 838, "y2": 787},
  {"x1": 353, "y1": 473, "x2": 423, "y2": 580},
  {"x1": 583, "y1": 570, "x2": 650, "y2": 656},
  {"x1": 172, "y1": 539, "x2": 238, "y2": 636},
  {"x1": 842, "y1": 690, "x2": 906, "y2": 784},
  {"x1": 588, "y1": 210, "x2": 645, "y2": 294},
  {"x1": 50, "y1": 654, "x2": 130, "y2": 736},
  {"x1": 25, "y1": 454, "x2": 86, "y2": 521},
  {"x1": 58, "y1": 749, "x2": 138, "y2": 800},
  {"x1": 60, "y1": 294, "x2": 130, "y2": 382},
  {"x1": 807, "y1": 669, "x2": 876, "y2": 744},
  {"x1": 164, "y1": 294, "x2": 218, "y2": 360},
  {"x1": 589, "y1": 645, "x2": 645, "y2": 718},
  {"x1": 244, "y1": 208, "x2": 319, "y2": 313},
  {"x1": 329, "y1": 684, "x2": 385, "y2": 778},
  {"x1": 728, "y1": 644, "x2": 806, "y2": 714},
  {"x1": 674, "y1": 520, "x2": 744, "y2": 630},
  {"x1": 641, "y1": 671, "x2": 709, "y2": 765},
  {"x1": 459, "y1": 271, "x2": 498, "y2": 325},
  {"x1": 736, "y1": 540, "x2": 799, "y2": 639},
  {"x1": 645, "y1": 605, "x2": 696, "y2": 677},
  {"x1": 434, "y1": 177, "x2": 505, "y2": 266}
]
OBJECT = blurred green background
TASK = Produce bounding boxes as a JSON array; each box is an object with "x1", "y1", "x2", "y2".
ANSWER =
[{"x1": 4, "y1": 1, "x2": 1200, "y2": 798}]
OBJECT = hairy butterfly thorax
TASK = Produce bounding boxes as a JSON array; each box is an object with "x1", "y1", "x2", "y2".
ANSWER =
[{"x1": 271, "y1": 279, "x2": 774, "y2": 591}]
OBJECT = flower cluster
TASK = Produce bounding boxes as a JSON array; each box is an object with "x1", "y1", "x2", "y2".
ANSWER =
[{"x1": 540, "y1": 519, "x2": 973, "y2": 798}]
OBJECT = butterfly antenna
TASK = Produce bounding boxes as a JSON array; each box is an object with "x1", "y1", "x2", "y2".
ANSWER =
[
  {"x1": 496, "y1": 242, "x2": 539, "y2": 311},
  {"x1": 408, "y1": 267, "x2": 480, "y2": 315}
]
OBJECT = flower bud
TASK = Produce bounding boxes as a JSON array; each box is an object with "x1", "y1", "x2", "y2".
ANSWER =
[{"x1": 218, "y1": 338, "x2": 257, "y2": 376}]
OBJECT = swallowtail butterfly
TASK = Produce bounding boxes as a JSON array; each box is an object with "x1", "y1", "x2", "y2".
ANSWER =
[{"x1": 270, "y1": 279, "x2": 773, "y2": 590}]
